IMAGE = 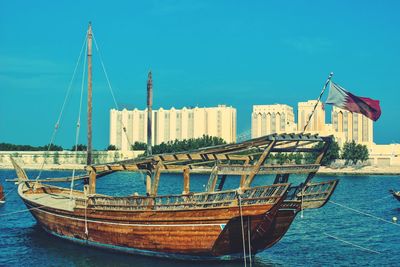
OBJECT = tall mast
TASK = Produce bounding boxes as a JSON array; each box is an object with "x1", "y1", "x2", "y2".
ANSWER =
[
  {"x1": 87, "y1": 22, "x2": 93, "y2": 165},
  {"x1": 147, "y1": 71, "x2": 153, "y2": 156}
]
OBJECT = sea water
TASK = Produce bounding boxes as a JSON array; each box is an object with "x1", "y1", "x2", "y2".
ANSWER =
[{"x1": 0, "y1": 169, "x2": 399, "y2": 266}]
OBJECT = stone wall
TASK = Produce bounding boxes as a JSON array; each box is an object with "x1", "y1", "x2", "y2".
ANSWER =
[{"x1": 0, "y1": 150, "x2": 144, "y2": 168}]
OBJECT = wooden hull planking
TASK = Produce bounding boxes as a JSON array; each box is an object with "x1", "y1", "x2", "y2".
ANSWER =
[{"x1": 19, "y1": 183, "x2": 287, "y2": 260}]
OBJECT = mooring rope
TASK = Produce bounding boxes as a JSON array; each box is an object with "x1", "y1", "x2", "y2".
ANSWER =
[
  {"x1": 84, "y1": 194, "x2": 89, "y2": 237},
  {"x1": 238, "y1": 194, "x2": 247, "y2": 267},
  {"x1": 370, "y1": 194, "x2": 393, "y2": 203},
  {"x1": 247, "y1": 216, "x2": 252, "y2": 267},
  {"x1": 329, "y1": 200, "x2": 400, "y2": 227},
  {"x1": 0, "y1": 185, "x2": 18, "y2": 201},
  {"x1": 300, "y1": 186, "x2": 304, "y2": 219},
  {"x1": 322, "y1": 232, "x2": 381, "y2": 254},
  {"x1": 36, "y1": 34, "x2": 87, "y2": 181}
]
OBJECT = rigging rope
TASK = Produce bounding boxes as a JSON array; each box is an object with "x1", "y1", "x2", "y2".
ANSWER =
[
  {"x1": 92, "y1": 33, "x2": 133, "y2": 150},
  {"x1": 36, "y1": 34, "x2": 87, "y2": 181},
  {"x1": 238, "y1": 194, "x2": 247, "y2": 267},
  {"x1": 69, "y1": 36, "x2": 88, "y2": 197}
]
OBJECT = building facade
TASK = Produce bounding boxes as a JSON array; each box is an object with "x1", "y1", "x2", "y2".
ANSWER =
[
  {"x1": 297, "y1": 100, "x2": 325, "y2": 132},
  {"x1": 250, "y1": 100, "x2": 373, "y2": 148},
  {"x1": 251, "y1": 104, "x2": 296, "y2": 138},
  {"x1": 331, "y1": 106, "x2": 373, "y2": 147},
  {"x1": 110, "y1": 105, "x2": 236, "y2": 150}
]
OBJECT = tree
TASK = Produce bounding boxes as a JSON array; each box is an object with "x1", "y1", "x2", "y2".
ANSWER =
[
  {"x1": 152, "y1": 135, "x2": 226, "y2": 154},
  {"x1": 305, "y1": 139, "x2": 340, "y2": 166},
  {"x1": 71, "y1": 144, "x2": 87, "y2": 151},
  {"x1": 0, "y1": 143, "x2": 63, "y2": 151},
  {"x1": 342, "y1": 140, "x2": 369, "y2": 165},
  {"x1": 356, "y1": 143, "x2": 369, "y2": 163},
  {"x1": 288, "y1": 153, "x2": 303, "y2": 164},
  {"x1": 107, "y1": 144, "x2": 118, "y2": 151},
  {"x1": 131, "y1": 135, "x2": 227, "y2": 154},
  {"x1": 274, "y1": 153, "x2": 288, "y2": 165},
  {"x1": 132, "y1": 142, "x2": 147, "y2": 150}
]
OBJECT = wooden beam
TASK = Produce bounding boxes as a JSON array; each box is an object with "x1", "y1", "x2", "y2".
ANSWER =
[
  {"x1": 243, "y1": 140, "x2": 276, "y2": 188},
  {"x1": 150, "y1": 163, "x2": 162, "y2": 196},
  {"x1": 239, "y1": 158, "x2": 250, "y2": 188},
  {"x1": 206, "y1": 166, "x2": 219, "y2": 192},
  {"x1": 88, "y1": 169, "x2": 96, "y2": 195},
  {"x1": 182, "y1": 167, "x2": 190, "y2": 195},
  {"x1": 216, "y1": 175, "x2": 227, "y2": 191},
  {"x1": 146, "y1": 171, "x2": 152, "y2": 196},
  {"x1": 304, "y1": 138, "x2": 331, "y2": 185},
  {"x1": 87, "y1": 22, "x2": 93, "y2": 166}
]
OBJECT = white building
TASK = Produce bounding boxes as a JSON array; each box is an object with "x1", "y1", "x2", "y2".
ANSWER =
[
  {"x1": 331, "y1": 106, "x2": 373, "y2": 147},
  {"x1": 298, "y1": 100, "x2": 325, "y2": 132},
  {"x1": 110, "y1": 105, "x2": 236, "y2": 151},
  {"x1": 251, "y1": 104, "x2": 296, "y2": 138}
]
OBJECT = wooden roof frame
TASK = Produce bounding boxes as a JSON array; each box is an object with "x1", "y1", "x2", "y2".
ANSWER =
[{"x1": 88, "y1": 133, "x2": 333, "y2": 173}]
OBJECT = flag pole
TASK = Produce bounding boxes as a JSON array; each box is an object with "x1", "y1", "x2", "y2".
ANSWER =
[
  {"x1": 299, "y1": 72, "x2": 334, "y2": 220},
  {"x1": 302, "y1": 72, "x2": 334, "y2": 133}
]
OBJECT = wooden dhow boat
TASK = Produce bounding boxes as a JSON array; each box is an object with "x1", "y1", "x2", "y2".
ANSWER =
[
  {"x1": 12, "y1": 133, "x2": 338, "y2": 260},
  {"x1": 11, "y1": 23, "x2": 338, "y2": 260},
  {"x1": 390, "y1": 190, "x2": 400, "y2": 202},
  {"x1": 0, "y1": 183, "x2": 4, "y2": 204}
]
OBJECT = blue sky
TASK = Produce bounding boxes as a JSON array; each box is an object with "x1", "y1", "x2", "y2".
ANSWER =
[{"x1": 1, "y1": 0, "x2": 399, "y2": 149}]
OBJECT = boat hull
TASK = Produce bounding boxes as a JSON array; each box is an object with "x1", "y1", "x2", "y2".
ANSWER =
[
  {"x1": 20, "y1": 185, "x2": 286, "y2": 260},
  {"x1": 390, "y1": 190, "x2": 400, "y2": 202}
]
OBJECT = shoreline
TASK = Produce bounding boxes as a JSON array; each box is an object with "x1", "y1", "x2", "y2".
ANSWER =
[
  {"x1": 317, "y1": 166, "x2": 400, "y2": 176},
  {"x1": 1, "y1": 164, "x2": 400, "y2": 175}
]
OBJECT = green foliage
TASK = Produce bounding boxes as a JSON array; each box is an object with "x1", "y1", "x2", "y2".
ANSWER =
[
  {"x1": 152, "y1": 135, "x2": 226, "y2": 154},
  {"x1": 0, "y1": 143, "x2": 63, "y2": 151},
  {"x1": 274, "y1": 153, "x2": 288, "y2": 165},
  {"x1": 304, "y1": 140, "x2": 340, "y2": 166},
  {"x1": 342, "y1": 141, "x2": 369, "y2": 165},
  {"x1": 131, "y1": 142, "x2": 147, "y2": 150},
  {"x1": 71, "y1": 144, "x2": 87, "y2": 151},
  {"x1": 288, "y1": 153, "x2": 304, "y2": 164},
  {"x1": 132, "y1": 135, "x2": 227, "y2": 154},
  {"x1": 270, "y1": 153, "x2": 303, "y2": 165},
  {"x1": 107, "y1": 144, "x2": 117, "y2": 151}
]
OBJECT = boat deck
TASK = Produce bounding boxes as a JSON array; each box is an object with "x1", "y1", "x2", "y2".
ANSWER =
[{"x1": 21, "y1": 186, "x2": 77, "y2": 211}]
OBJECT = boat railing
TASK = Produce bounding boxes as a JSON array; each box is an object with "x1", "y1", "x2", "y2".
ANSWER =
[
  {"x1": 86, "y1": 183, "x2": 289, "y2": 211},
  {"x1": 297, "y1": 179, "x2": 339, "y2": 209},
  {"x1": 215, "y1": 164, "x2": 320, "y2": 175}
]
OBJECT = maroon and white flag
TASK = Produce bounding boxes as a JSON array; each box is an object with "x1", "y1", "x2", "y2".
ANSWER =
[{"x1": 326, "y1": 82, "x2": 381, "y2": 121}]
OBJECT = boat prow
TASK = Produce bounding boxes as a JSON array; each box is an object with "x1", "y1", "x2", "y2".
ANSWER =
[{"x1": 390, "y1": 189, "x2": 400, "y2": 202}]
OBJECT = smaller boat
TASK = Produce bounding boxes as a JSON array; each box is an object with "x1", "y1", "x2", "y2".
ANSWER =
[
  {"x1": 0, "y1": 183, "x2": 4, "y2": 204},
  {"x1": 390, "y1": 190, "x2": 400, "y2": 201}
]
